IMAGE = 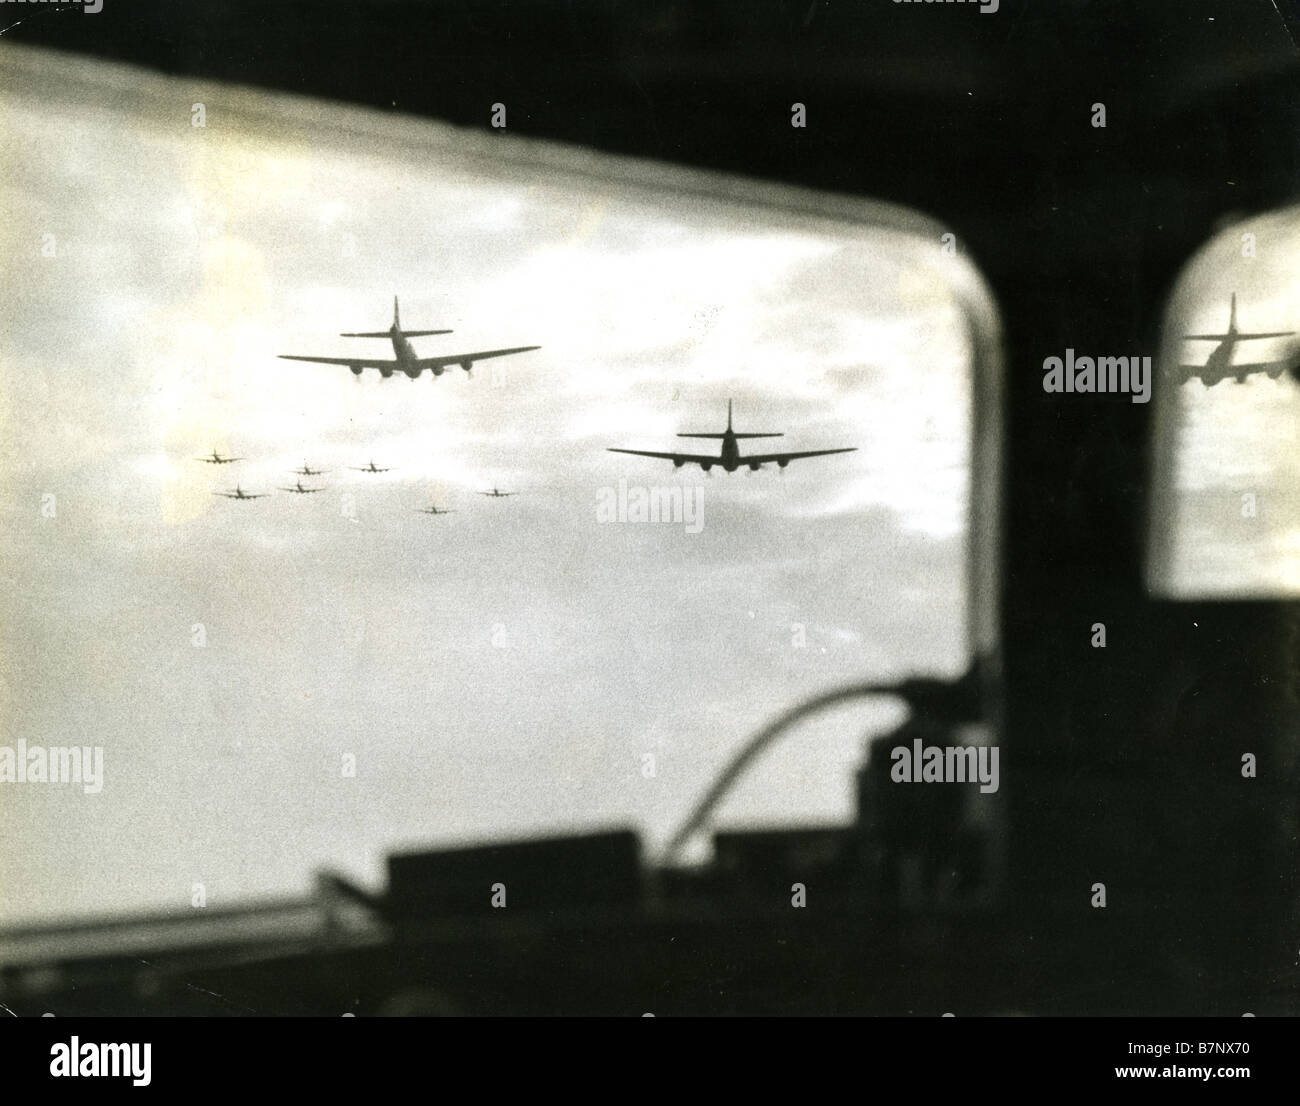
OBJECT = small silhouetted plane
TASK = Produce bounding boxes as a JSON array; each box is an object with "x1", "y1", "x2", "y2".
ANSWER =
[
  {"x1": 1181, "y1": 293, "x2": 1296, "y2": 385},
  {"x1": 415, "y1": 504, "x2": 456, "y2": 515},
  {"x1": 213, "y1": 485, "x2": 266, "y2": 500},
  {"x1": 196, "y1": 450, "x2": 242, "y2": 465},
  {"x1": 479, "y1": 487, "x2": 516, "y2": 497},
  {"x1": 280, "y1": 481, "x2": 323, "y2": 494},
  {"x1": 278, "y1": 296, "x2": 541, "y2": 380},
  {"x1": 350, "y1": 460, "x2": 392, "y2": 473},
  {"x1": 293, "y1": 462, "x2": 328, "y2": 476},
  {"x1": 608, "y1": 400, "x2": 857, "y2": 472}
]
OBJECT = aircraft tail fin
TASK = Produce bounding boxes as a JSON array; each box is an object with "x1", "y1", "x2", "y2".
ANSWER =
[
  {"x1": 1213, "y1": 293, "x2": 1294, "y2": 341},
  {"x1": 341, "y1": 297, "x2": 452, "y2": 338},
  {"x1": 342, "y1": 329, "x2": 452, "y2": 337},
  {"x1": 678, "y1": 430, "x2": 783, "y2": 439},
  {"x1": 678, "y1": 399, "x2": 782, "y2": 437}
]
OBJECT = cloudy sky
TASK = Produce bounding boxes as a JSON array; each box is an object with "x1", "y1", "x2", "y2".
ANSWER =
[{"x1": 0, "y1": 46, "x2": 978, "y2": 923}]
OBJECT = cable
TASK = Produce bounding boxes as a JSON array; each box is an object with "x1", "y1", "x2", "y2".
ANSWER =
[{"x1": 660, "y1": 672, "x2": 983, "y2": 867}]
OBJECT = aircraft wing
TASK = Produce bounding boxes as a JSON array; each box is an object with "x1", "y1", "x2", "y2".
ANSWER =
[
  {"x1": 278, "y1": 355, "x2": 398, "y2": 370},
  {"x1": 1181, "y1": 361, "x2": 1292, "y2": 382},
  {"x1": 414, "y1": 346, "x2": 540, "y2": 370},
  {"x1": 1184, "y1": 331, "x2": 1293, "y2": 340},
  {"x1": 740, "y1": 448, "x2": 859, "y2": 467},
  {"x1": 607, "y1": 448, "x2": 725, "y2": 468}
]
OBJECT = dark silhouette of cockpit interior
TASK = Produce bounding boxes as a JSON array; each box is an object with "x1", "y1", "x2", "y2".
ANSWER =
[{"x1": 2, "y1": 0, "x2": 1297, "y2": 1015}]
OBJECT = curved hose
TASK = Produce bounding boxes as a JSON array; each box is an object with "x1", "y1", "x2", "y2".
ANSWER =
[{"x1": 660, "y1": 672, "x2": 982, "y2": 866}]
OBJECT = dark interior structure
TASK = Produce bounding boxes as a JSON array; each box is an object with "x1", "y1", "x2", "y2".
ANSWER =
[{"x1": 2, "y1": 0, "x2": 1297, "y2": 1015}]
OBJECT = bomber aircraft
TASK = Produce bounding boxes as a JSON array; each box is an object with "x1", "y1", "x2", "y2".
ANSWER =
[
  {"x1": 1181, "y1": 293, "x2": 1296, "y2": 385},
  {"x1": 279, "y1": 297, "x2": 540, "y2": 380},
  {"x1": 213, "y1": 485, "x2": 267, "y2": 500},
  {"x1": 607, "y1": 400, "x2": 856, "y2": 472}
]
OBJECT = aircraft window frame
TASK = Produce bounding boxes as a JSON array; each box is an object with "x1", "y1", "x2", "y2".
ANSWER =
[
  {"x1": 0, "y1": 46, "x2": 1009, "y2": 910},
  {"x1": 14, "y1": 39, "x2": 1008, "y2": 668},
  {"x1": 1146, "y1": 209, "x2": 1300, "y2": 600}
]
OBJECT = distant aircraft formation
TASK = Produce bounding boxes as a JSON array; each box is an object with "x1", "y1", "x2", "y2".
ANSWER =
[
  {"x1": 1181, "y1": 293, "x2": 1298, "y2": 385},
  {"x1": 201, "y1": 454, "x2": 469, "y2": 511},
  {"x1": 199, "y1": 293, "x2": 873, "y2": 514},
  {"x1": 199, "y1": 453, "x2": 434, "y2": 508}
]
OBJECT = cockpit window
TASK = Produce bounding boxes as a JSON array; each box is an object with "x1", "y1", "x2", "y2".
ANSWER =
[
  {"x1": 0, "y1": 47, "x2": 996, "y2": 923},
  {"x1": 1147, "y1": 209, "x2": 1300, "y2": 598}
]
